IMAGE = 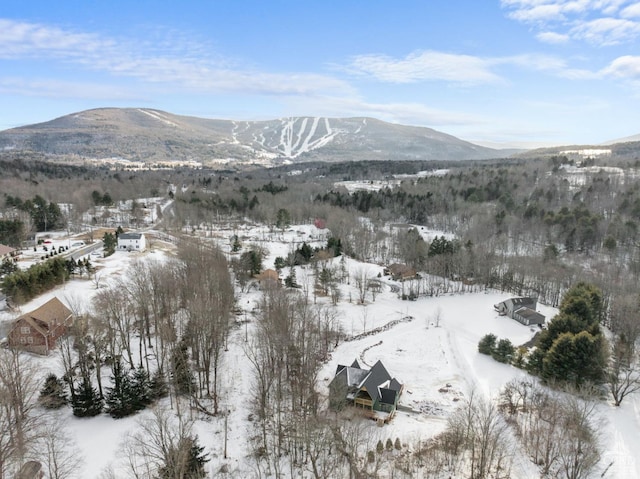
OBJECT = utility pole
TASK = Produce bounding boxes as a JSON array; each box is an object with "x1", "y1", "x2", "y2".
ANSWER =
[{"x1": 224, "y1": 410, "x2": 228, "y2": 459}]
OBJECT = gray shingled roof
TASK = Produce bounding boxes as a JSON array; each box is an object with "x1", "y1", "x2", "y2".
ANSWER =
[
  {"x1": 514, "y1": 307, "x2": 545, "y2": 324},
  {"x1": 118, "y1": 233, "x2": 143, "y2": 240},
  {"x1": 332, "y1": 358, "x2": 403, "y2": 407}
]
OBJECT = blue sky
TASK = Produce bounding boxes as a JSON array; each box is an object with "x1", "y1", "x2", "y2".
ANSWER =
[{"x1": 2, "y1": 1, "x2": 640, "y2": 147}]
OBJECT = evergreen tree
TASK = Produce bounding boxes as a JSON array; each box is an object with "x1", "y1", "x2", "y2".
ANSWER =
[
  {"x1": 130, "y1": 365, "x2": 152, "y2": 411},
  {"x1": 72, "y1": 378, "x2": 103, "y2": 417},
  {"x1": 149, "y1": 369, "x2": 169, "y2": 401},
  {"x1": 327, "y1": 236, "x2": 343, "y2": 257},
  {"x1": 526, "y1": 347, "x2": 546, "y2": 375},
  {"x1": 171, "y1": 339, "x2": 195, "y2": 396},
  {"x1": 0, "y1": 257, "x2": 18, "y2": 276},
  {"x1": 39, "y1": 373, "x2": 68, "y2": 409},
  {"x1": 492, "y1": 338, "x2": 515, "y2": 364},
  {"x1": 231, "y1": 234, "x2": 241, "y2": 252},
  {"x1": 158, "y1": 436, "x2": 208, "y2": 479},
  {"x1": 105, "y1": 358, "x2": 135, "y2": 418},
  {"x1": 298, "y1": 242, "x2": 313, "y2": 263},
  {"x1": 274, "y1": 256, "x2": 286, "y2": 271},
  {"x1": 103, "y1": 232, "x2": 117, "y2": 256},
  {"x1": 239, "y1": 249, "x2": 263, "y2": 276},
  {"x1": 533, "y1": 282, "x2": 608, "y2": 386},
  {"x1": 478, "y1": 333, "x2": 497, "y2": 355},
  {"x1": 284, "y1": 267, "x2": 298, "y2": 288},
  {"x1": 275, "y1": 208, "x2": 291, "y2": 230}
]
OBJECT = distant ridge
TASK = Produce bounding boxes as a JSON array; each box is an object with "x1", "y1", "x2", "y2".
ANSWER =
[
  {"x1": 601, "y1": 133, "x2": 640, "y2": 146},
  {"x1": 0, "y1": 108, "x2": 505, "y2": 166}
]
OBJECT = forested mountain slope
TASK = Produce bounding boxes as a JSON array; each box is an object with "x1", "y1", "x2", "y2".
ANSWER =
[{"x1": 0, "y1": 108, "x2": 504, "y2": 165}]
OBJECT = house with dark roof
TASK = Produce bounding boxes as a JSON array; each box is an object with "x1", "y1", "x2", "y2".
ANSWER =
[
  {"x1": 329, "y1": 359, "x2": 403, "y2": 420},
  {"x1": 494, "y1": 297, "x2": 545, "y2": 326},
  {"x1": 8, "y1": 297, "x2": 73, "y2": 355}
]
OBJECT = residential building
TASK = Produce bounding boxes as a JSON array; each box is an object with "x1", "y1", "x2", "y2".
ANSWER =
[
  {"x1": 117, "y1": 232, "x2": 146, "y2": 252},
  {"x1": 8, "y1": 297, "x2": 73, "y2": 355}
]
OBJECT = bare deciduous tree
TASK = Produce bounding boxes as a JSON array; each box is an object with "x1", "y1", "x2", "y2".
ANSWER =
[
  {"x1": 352, "y1": 267, "x2": 370, "y2": 305},
  {"x1": 36, "y1": 415, "x2": 84, "y2": 479},
  {"x1": 178, "y1": 240, "x2": 234, "y2": 415},
  {"x1": 608, "y1": 335, "x2": 640, "y2": 406},
  {"x1": 0, "y1": 349, "x2": 40, "y2": 479},
  {"x1": 122, "y1": 403, "x2": 206, "y2": 479}
]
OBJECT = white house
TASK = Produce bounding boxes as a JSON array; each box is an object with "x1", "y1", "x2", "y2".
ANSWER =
[{"x1": 117, "y1": 232, "x2": 146, "y2": 252}]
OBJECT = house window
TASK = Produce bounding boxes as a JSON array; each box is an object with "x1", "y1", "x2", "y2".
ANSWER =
[
  {"x1": 27, "y1": 337, "x2": 34, "y2": 344},
  {"x1": 21, "y1": 326, "x2": 30, "y2": 334},
  {"x1": 20, "y1": 337, "x2": 27, "y2": 344}
]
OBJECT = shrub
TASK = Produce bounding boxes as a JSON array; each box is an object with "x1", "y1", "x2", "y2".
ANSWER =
[
  {"x1": 492, "y1": 338, "x2": 515, "y2": 363},
  {"x1": 478, "y1": 333, "x2": 497, "y2": 355}
]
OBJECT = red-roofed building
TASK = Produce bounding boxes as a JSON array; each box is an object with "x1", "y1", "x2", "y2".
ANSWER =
[{"x1": 8, "y1": 297, "x2": 73, "y2": 355}]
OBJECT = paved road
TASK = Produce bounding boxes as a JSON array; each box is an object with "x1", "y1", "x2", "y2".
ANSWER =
[{"x1": 67, "y1": 240, "x2": 103, "y2": 261}]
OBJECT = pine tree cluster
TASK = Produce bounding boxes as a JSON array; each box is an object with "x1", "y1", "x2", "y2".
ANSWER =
[
  {"x1": 528, "y1": 282, "x2": 608, "y2": 386},
  {"x1": 72, "y1": 378, "x2": 104, "y2": 418},
  {"x1": 105, "y1": 359, "x2": 158, "y2": 419}
]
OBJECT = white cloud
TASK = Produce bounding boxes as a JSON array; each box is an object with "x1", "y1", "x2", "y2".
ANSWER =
[
  {"x1": 0, "y1": 77, "x2": 143, "y2": 100},
  {"x1": 502, "y1": 0, "x2": 640, "y2": 44},
  {"x1": 347, "y1": 50, "x2": 594, "y2": 85},
  {"x1": 570, "y1": 16, "x2": 640, "y2": 43},
  {"x1": 498, "y1": 53, "x2": 567, "y2": 70},
  {"x1": 0, "y1": 19, "x2": 111, "y2": 59},
  {"x1": 508, "y1": 3, "x2": 566, "y2": 22},
  {"x1": 283, "y1": 95, "x2": 487, "y2": 128},
  {"x1": 601, "y1": 55, "x2": 640, "y2": 78},
  {"x1": 536, "y1": 30, "x2": 571, "y2": 42},
  {"x1": 621, "y1": 2, "x2": 640, "y2": 17},
  {"x1": 346, "y1": 51, "x2": 502, "y2": 85},
  {"x1": 0, "y1": 18, "x2": 353, "y2": 98}
]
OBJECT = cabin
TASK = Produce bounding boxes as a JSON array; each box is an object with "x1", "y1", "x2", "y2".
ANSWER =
[
  {"x1": 329, "y1": 359, "x2": 403, "y2": 421},
  {"x1": 386, "y1": 263, "x2": 417, "y2": 281},
  {"x1": 8, "y1": 297, "x2": 73, "y2": 355},
  {"x1": 254, "y1": 269, "x2": 280, "y2": 288},
  {"x1": 494, "y1": 297, "x2": 545, "y2": 326},
  {"x1": 117, "y1": 232, "x2": 146, "y2": 252}
]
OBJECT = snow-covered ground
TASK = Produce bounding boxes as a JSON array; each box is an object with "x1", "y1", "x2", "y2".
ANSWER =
[{"x1": 2, "y1": 223, "x2": 639, "y2": 478}]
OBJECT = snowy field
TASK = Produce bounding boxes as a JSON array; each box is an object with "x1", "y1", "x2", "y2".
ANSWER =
[{"x1": 2, "y1": 223, "x2": 640, "y2": 478}]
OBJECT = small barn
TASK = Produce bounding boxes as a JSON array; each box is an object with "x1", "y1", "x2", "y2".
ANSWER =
[
  {"x1": 329, "y1": 359, "x2": 403, "y2": 420},
  {"x1": 254, "y1": 269, "x2": 280, "y2": 288},
  {"x1": 8, "y1": 297, "x2": 73, "y2": 355},
  {"x1": 117, "y1": 232, "x2": 146, "y2": 252},
  {"x1": 494, "y1": 297, "x2": 545, "y2": 326}
]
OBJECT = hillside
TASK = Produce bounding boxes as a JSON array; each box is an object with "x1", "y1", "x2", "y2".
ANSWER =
[{"x1": 0, "y1": 108, "x2": 504, "y2": 166}]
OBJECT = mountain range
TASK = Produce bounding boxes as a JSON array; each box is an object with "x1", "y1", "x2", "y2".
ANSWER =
[{"x1": 0, "y1": 108, "x2": 512, "y2": 167}]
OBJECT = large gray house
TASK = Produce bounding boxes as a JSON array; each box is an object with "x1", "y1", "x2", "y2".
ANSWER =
[
  {"x1": 329, "y1": 359, "x2": 403, "y2": 420},
  {"x1": 494, "y1": 297, "x2": 545, "y2": 326}
]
